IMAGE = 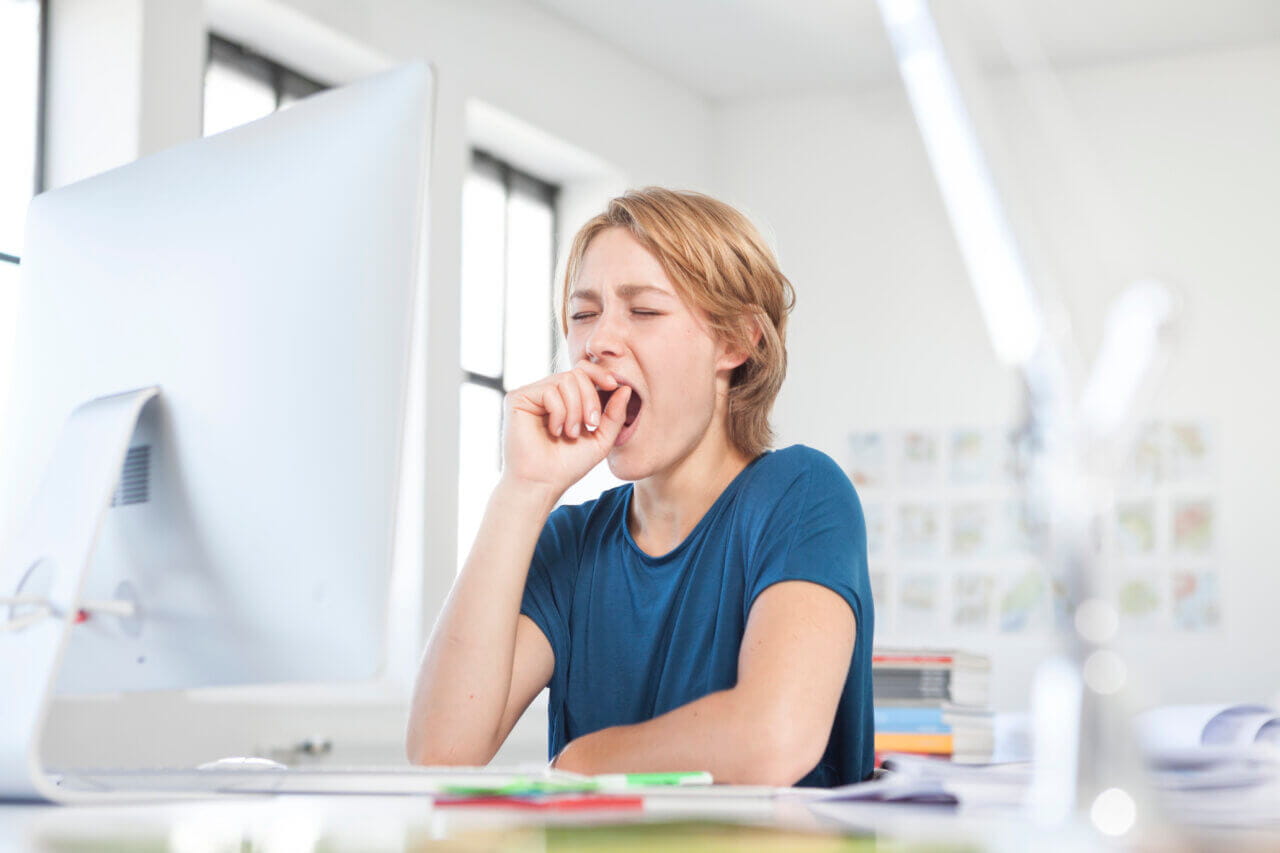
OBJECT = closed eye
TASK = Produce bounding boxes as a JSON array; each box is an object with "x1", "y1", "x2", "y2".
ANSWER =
[{"x1": 570, "y1": 310, "x2": 662, "y2": 321}]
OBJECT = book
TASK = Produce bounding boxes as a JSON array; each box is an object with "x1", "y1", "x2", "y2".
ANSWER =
[
  {"x1": 874, "y1": 733, "x2": 953, "y2": 755},
  {"x1": 872, "y1": 647, "x2": 992, "y2": 708}
]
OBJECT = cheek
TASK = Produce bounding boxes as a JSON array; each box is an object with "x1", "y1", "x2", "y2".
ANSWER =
[{"x1": 564, "y1": 331, "x2": 586, "y2": 362}]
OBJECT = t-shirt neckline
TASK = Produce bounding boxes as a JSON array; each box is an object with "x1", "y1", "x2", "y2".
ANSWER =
[{"x1": 619, "y1": 451, "x2": 770, "y2": 563}]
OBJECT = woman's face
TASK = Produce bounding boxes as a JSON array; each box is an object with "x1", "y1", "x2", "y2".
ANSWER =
[{"x1": 566, "y1": 227, "x2": 740, "y2": 482}]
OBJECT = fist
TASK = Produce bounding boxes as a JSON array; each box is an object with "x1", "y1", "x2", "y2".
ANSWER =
[{"x1": 500, "y1": 360, "x2": 633, "y2": 496}]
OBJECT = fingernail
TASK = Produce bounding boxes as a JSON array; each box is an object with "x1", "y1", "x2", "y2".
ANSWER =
[{"x1": 587, "y1": 411, "x2": 599, "y2": 429}]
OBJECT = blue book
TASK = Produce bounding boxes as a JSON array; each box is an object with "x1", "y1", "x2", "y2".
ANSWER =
[{"x1": 874, "y1": 706, "x2": 952, "y2": 734}]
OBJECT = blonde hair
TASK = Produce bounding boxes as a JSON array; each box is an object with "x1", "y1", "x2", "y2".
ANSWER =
[{"x1": 560, "y1": 188, "x2": 795, "y2": 458}]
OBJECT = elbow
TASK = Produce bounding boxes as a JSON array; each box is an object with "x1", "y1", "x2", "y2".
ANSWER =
[
  {"x1": 405, "y1": 722, "x2": 498, "y2": 768},
  {"x1": 735, "y1": 723, "x2": 826, "y2": 787}
]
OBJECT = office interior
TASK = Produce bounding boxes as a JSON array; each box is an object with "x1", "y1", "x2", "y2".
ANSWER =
[{"x1": 1, "y1": 0, "x2": 1278, "y2": 843}]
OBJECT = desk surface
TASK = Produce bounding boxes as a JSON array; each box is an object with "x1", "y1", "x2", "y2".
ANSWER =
[{"x1": 4, "y1": 792, "x2": 1277, "y2": 852}]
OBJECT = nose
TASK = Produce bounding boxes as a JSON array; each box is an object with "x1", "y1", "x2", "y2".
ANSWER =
[{"x1": 583, "y1": 307, "x2": 626, "y2": 364}]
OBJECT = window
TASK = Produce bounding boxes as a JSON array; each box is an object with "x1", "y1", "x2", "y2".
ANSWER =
[
  {"x1": 1, "y1": 0, "x2": 44, "y2": 413},
  {"x1": 203, "y1": 34, "x2": 326, "y2": 137},
  {"x1": 457, "y1": 151, "x2": 558, "y2": 570},
  {"x1": 0, "y1": 0, "x2": 45, "y2": 263}
]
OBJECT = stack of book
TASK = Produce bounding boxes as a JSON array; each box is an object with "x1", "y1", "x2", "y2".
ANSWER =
[{"x1": 872, "y1": 647, "x2": 994, "y2": 764}]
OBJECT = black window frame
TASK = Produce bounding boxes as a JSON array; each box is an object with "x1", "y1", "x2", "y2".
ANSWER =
[
  {"x1": 461, "y1": 148, "x2": 559, "y2": 402},
  {"x1": 203, "y1": 33, "x2": 328, "y2": 132}
]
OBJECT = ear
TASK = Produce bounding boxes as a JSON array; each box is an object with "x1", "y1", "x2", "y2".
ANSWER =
[{"x1": 716, "y1": 311, "x2": 764, "y2": 372}]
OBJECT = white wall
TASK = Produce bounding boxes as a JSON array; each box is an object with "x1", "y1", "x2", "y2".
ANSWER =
[
  {"x1": 710, "y1": 43, "x2": 1280, "y2": 710},
  {"x1": 37, "y1": 0, "x2": 712, "y2": 770}
]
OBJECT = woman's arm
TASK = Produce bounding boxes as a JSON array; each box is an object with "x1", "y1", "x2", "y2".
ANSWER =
[
  {"x1": 552, "y1": 580, "x2": 856, "y2": 785},
  {"x1": 406, "y1": 361, "x2": 632, "y2": 765},
  {"x1": 406, "y1": 482, "x2": 558, "y2": 765}
]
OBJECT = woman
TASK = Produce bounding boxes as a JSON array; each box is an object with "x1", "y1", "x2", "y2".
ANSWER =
[{"x1": 408, "y1": 188, "x2": 873, "y2": 786}]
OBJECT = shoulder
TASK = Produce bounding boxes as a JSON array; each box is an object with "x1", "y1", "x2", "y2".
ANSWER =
[{"x1": 743, "y1": 445, "x2": 858, "y2": 508}]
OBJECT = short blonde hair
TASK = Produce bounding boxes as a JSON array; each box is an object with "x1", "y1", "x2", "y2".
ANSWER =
[{"x1": 560, "y1": 188, "x2": 795, "y2": 459}]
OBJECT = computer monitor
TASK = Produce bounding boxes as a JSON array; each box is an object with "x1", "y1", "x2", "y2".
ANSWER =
[{"x1": 0, "y1": 63, "x2": 432, "y2": 697}]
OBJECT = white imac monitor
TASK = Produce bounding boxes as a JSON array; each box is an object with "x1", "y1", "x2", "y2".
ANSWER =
[{"x1": 0, "y1": 62, "x2": 432, "y2": 708}]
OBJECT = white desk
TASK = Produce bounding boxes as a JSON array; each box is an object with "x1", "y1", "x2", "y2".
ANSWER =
[{"x1": 3, "y1": 792, "x2": 1274, "y2": 851}]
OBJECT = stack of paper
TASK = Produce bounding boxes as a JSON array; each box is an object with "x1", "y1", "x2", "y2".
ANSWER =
[
  {"x1": 813, "y1": 703, "x2": 1280, "y2": 829},
  {"x1": 872, "y1": 648, "x2": 994, "y2": 763}
]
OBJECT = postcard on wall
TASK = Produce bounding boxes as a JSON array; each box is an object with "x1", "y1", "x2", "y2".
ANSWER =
[
  {"x1": 950, "y1": 428, "x2": 998, "y2": 486},
  {"x1": 1126, "y1": 421, "x2": 1164, "y2": 486},
  {"x1": 1117, "y1": 572, "x2": 1164, "y2": 628},
  {"x1": 897, "y1": 430, "x2": 940, "y2": 486},
  {"x1": 1168, "y1": 421, "x2": 1214, "y2": 482},
  {"x1": 1173, "y1": 570, "x2": 1221, "y2": 631},
  {"x1": 847, "y1": 431, "x2": 888, "y2": 488},
  {"x1": 1115, "y1": 499, "x2": 1158, "y2": 556},
  {"x1": 898, "y1": 503, "x2": 941, "y2": 559},
  {"x1": 897, "y1": 572, "x2": 940, "y2": 633},
  {"x1": 998, "y1": 569, "x2": 1046, "y2": 633},
  {"x1": 952, "y1": 573, "x2": 993, "y2": 630},
  {"x1": 950, "y1": 502, "x2": 991, "y2": 558},
  {"x1": 1172, "y1": 498, "x2": 1215, "y2": 554},
  {"x1": 996, "y1": 499, "x2": 1045, "y2": 557}
]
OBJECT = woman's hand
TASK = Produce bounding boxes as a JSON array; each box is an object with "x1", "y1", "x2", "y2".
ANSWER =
[{"x1": 501, "y1": 359, "x2": 632, "y2": 497}]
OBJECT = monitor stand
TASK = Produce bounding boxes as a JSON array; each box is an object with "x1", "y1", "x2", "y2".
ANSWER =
[{"x1": 0, "y1": 386, "x2": 164, "y2": 803}]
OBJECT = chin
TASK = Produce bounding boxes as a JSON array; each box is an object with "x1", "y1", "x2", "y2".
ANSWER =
[{"x1": 605, "y1": 449, "x2": 651, "y2": 482}]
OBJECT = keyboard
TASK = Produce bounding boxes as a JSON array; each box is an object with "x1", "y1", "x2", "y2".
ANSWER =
[{"x1": 52, "y1": 764, "x2": 571, "y2": 796}]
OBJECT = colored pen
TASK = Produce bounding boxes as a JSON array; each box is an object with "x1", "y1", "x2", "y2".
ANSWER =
[{"x1": 593, "y1": 771, "x2": 714, "y2": 789}]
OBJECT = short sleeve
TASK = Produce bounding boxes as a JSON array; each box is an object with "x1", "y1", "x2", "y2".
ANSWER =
[
  {"x1": 519, "y1": 505, "x2": 584, "y2": 669},
  {"x1": 744, "y1": 452, "x2": 869, "y2": 627}
]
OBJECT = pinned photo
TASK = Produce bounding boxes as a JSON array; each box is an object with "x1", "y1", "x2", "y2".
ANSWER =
[
  {"x1": 1173, "y1": 499, "x2": 1214, "y2": 554},
  {"x1": 898, "y1": 503, "x2": 940, "y2": 558},
  {"x1": 1126, "y1": 421, "x2": 1164, "y2": 486},
  {"x1": 847, "y1": 431, "x2": 888, "y2": 488},
  {"x1": 1117, "y1": 573, "x2": 1164, "y2": 627},
  {"x1": 950, "y1": 428, "x2": 998, "y2": 485},
  {"x1": 1168, "y1": 421, "x2": 1214, "y2": 482},
  {"x1": 950, "y1": 502, "x2": 991, "y2": 558},
  {"x1": 998, "y1": 570, "x2": 1046, "y2": 633},
  {"x1": 897, "y1": 430, "x2": 940, "y2": 486},
  {"x1": 898, "y1": 572, "x2": 939, "y2": 633},
  {"x1": 1173, "y1": 571, "x2": 1221, "y2": 631},
  {"x1": 1115, "y1": 500, "x2": 1157, "y2": 556},
  {"x1": 952, "y1": 573, "x2": 993, "y2": 629}
]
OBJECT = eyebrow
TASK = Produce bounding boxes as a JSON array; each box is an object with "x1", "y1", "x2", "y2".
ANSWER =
[{"x1": 568, "y1": 283, "x2": 675, "y2": 302}]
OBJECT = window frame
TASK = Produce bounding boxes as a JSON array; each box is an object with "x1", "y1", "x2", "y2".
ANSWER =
[
  {"x1": 460, "y1": 148, "x2": 559, "y2": 401},
  {"x1": 456, "y1": 150, "x2": 559, "y2": 570},
  {"x1": 2, "y1": 0, "x2": 49, "y2": 267},
  {"x1": 204, "y1": 32, "x2": 328, "y2": 129}
]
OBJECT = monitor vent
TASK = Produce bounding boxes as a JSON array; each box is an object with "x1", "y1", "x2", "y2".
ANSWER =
[{"x1": 111, "y1": 445, "x2": 151, "y2": 507}]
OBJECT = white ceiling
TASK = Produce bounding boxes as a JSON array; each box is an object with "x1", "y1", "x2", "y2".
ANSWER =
[{"x1": 526, "y1": 0, "x2": 1280, "y2": 100}]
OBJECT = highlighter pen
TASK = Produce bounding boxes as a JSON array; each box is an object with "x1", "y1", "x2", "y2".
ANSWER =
[{"x1": 593, "y1": 771, "x2": 714, "y2": 789}]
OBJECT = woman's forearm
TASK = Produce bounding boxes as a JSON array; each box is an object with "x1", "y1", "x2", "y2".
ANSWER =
[
  {"x1": 552, "y1": 687, "x2": 816, "y2": 786},
  {"x1": 406, "y1": 478, "x2": 559, "y2": 764}
]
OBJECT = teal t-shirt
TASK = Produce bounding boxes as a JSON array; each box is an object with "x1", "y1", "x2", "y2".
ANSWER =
[{"x1": 520, "y1": 444, "x2": 875, "y2": 787}]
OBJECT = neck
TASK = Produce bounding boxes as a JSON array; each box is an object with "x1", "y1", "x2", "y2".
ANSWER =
[{"x1": 629, "y1": 430, "x2": 753, "y2": 557}]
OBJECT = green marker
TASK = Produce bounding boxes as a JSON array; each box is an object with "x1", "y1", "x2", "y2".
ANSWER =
[{"x1": 593, "y1": 771, "x2": 714, "y2": 789}]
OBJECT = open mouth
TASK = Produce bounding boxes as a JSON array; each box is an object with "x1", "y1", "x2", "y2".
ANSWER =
[{"x1": 598, "y1": 386, "x2": 643, "y2": 429}]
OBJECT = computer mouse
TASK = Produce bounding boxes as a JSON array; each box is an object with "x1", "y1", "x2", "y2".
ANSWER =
[{"x1": 196, "y1": 756, "x2": 289, "y2": 771}]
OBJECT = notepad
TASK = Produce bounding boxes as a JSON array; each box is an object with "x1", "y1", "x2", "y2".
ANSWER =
[{"x1": 1137, "y1": 703, "x2": 1280, "y2": 752}]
